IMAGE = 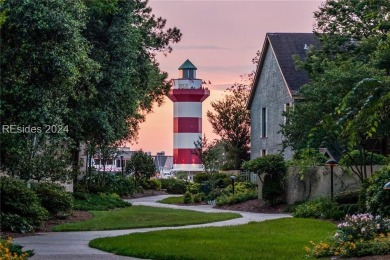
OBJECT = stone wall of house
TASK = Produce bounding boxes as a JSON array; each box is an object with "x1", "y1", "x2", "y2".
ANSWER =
[
  {"x1": 282, "y1": 165, "x2": 383, "y2": 204},
  {"x1": 250, "y1": 44, "x2": 294, "y2": 160}
]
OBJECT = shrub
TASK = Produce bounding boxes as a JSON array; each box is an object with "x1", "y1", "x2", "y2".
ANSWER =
[
  {"x1": 335, "y1": 190, "x2": 360, "y2": 204},
  {"x1": 141, "y1": 179, "x2": 161, "y2": 191},
  {"x1": 262, "y1": 174, "x2": 284, "y2": 205},
  {"x1": 292, "y1": 198, "x2": 343, "y2": 220},
  {"x1": 0, "y1": 177, "x2": 48, "y2": 233},
  {"x1": 73, "y1": 193, "x2": 131, "y2": 211},
  {"x1": 193, "y1": 173, "x2": 210, "y2": 183},
  {"x1": 160, "y1": 179, "x2": 188, "y2": 194},
  {"x1": 338, "y1": 204, "x2": 360, "y2": 216},
  {"x1": 183, "y1": 191, "x2": 193, "y2": 204},
  {"x1": 307, "y1": 214, "x2": 390, "y2": 258},
  {"x1": 216, "y1": 190, "x2": 258, "y2": 206},
  {"x1": 193, "y1": 192, "x2": 206, "y2": 203},
  {"x1": 365, "y1": 165, "x2": 390, "y2": 216},
  {"x1": 31, "y1": 182, "x2": 73, "y2": 218},
  {"x1": 108, "y1": 176, "x2": 136, "y2": 196},
  {"x1": 187, "y1": 182, "x2": 202, "y2": 194},
  {"x1": 242, "y1": 154, "x2": 286, "y2": 205},
  {"x1": 0, "y1": 237, "x2": 33, "y2": 259},
  {"x1": 78, "y1": 173, "x2": 136, "y2": 196}
]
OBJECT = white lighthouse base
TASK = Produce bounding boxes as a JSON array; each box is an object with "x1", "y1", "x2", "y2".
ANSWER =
[{"x1": 171, "y1": 164, "x2": 204, "y2": 172}]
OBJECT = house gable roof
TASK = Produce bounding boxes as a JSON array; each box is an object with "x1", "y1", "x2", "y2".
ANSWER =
[{"x1": 247, "y1": 33, "x2": 319, "y2": 109}]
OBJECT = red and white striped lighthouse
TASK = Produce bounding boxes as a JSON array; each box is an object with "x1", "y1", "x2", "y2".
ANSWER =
[{"x1": 168, "y1": 59, "x2": 210, "y2": 172}]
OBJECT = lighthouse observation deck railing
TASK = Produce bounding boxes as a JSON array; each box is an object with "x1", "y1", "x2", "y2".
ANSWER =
[{"x1": 173, "y1": 79, "x2": 203, "y2": 89}]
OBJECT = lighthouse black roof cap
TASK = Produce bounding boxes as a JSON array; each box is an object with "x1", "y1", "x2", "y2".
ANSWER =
[{"x1": 179, "y1": 59, "x2": 197, "y2": 70}]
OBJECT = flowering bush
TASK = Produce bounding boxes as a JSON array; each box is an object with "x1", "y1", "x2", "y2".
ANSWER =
[
  {"x1": 0, "y1": 237, "x2": 31, "y2": 259},
  {"x1": 306, "y1": 213, "x2": 390, "y2": 257}
]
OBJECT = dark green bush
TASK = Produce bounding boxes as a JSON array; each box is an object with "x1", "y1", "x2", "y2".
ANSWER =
[
  {"x1": 338, "y1": 203, "x2": 359, "y2": 215},
  {"x1": 160, "y1": 179, "x2": 188, "y2": 194},
  {"x1": 216, "y1": 190, "x2": 258, "y2": 206},
  {"x1": 242, "y1": 154, "x2": 286, "y2": 205},
  {"x1": 183, "y1": 191, "x2": 192, "y2": 204},
  {"x1": 262, "y1": 174, "x2": 284, "y2": 205},
  {"x1": 193, "y1": 173, "x2": 210, "y2": 183},
  {"x1": 78, "y1": 173, "x2": 136, "y2": 196},
  {"x1": 31, "y1": 182, "x2": 73, "y2": 218},
  {"x1": 365, "y1": 165, "x2": 390, "y2": 216},
  {"x1": 292, "y1": 198, "x2": 344, "y2": 220},
  {"x1": 0, "y1": 177, "x2": 49, "y2": 233},
  {"x1": 141, "y1": 179, "x2": 161, "y2": 190},
  {"x1": 335, "y1": 190, "x2": 360, "y2": 204},
  {"x1": 73, "y1": 192, "x2": 131, "y2": 211},
  {"x1": 193, "y1": 192, "x2": 206, "y2": 203},
  {"x1": 193, "y1": 173, "x2": 232, "y2": 189},
  {"x1": 187, "y1": 182, "x2": 202, "y2": 194}
]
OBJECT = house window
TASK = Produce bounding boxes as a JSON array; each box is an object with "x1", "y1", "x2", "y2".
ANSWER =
[
  {"x1": 94, "y1": 159, "x2": 100, "y2": 165},
  {"x1": 116, "y1": 160, "x2": 121, "y2": 167},
  {"x1": 261, "y1": 107, "x2": 267, "y2": 138},
  {"x1": 261, "y1": 150, "x2": 267, "y2": 157},
  {"x1": 283, "y1": 103, "x2": 291, "y2": 124}
]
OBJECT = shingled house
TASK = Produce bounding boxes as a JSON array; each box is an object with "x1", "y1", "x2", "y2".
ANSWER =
[{"x1": 247, "y1": 33, "x2": 319, "y2": 160}]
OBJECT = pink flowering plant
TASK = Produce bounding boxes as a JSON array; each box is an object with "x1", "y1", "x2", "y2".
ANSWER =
[
  {"x1": 335, "y1": 214, "x2": 390, "y2": 242},
  {"x1": 306, "y1": 214, "x2": 390, "y2": 257}
]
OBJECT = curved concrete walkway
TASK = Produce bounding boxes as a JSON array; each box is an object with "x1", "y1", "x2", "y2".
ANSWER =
[{"x1": 14, "y1": 195, "x2": 290, "y2": 260}]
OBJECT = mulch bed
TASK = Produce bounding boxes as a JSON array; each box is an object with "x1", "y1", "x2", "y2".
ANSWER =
[
  {"x1": 215, "y1": 199, "x2": 288, "y2": 213},
  {"x1": 122, "y1": 189, "x2": 168, "y2": 199}
]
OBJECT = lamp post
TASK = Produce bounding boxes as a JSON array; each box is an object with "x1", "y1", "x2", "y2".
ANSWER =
[
  {"x1": 230, "y1": 175, "x2": 236, "y2": 195},
  {"x1": 120, "y1": 155, "x2": 124, "y2": 177},
  {"x1": 325, "y1": 159, "x2": 338, "y2": 201}
]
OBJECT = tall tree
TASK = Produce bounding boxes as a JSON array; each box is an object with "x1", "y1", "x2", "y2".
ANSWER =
[
  {"x1": 68, "y1": 0, "x2": 182, "y2": 169},
  {"x1": 0, "y1": 0, "x2": 97, "y2": 180},
  {"x1": 194, "y1": 135, "x2": 226, "y2": 173},
  {"x1": 125, "y1": 150, "x2": 156, "y2": 186},
  {"x1": 207, "y1": 83, "x2": 250, "y2": 170},
  {"x1": 0, "y1": 0, "x2": 182, "y2": 180},
  {"x1": 281, "y1": 0, "x2": 390, "y2": 180}
]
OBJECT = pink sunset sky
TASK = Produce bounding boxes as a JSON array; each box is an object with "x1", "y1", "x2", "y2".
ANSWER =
[{"x1": 132, "y1": 0, "x2": 323, "y2": 155}]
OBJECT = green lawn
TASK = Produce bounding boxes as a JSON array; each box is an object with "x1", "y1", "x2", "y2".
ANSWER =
[
  {"x1": 53, "y1": 206, "x2": 241, "y2": 231},
  {"x1": 157, "y1": 196, "x2": 183, "y2": 204},
  {"x1": 89, "y1": 218, "x2": 335, "y2": 259}
]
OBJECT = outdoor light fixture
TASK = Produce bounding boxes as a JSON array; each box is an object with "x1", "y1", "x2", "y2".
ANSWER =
[
  {"x1": 384, "y1": 182, "x2": 390, "y2": 190},
  {"x1": 230, "y1": 175, "x2": 236, "y2": 195},
  {"x1": 325, "y1": 158, "x2": 338, "y2": 201}
]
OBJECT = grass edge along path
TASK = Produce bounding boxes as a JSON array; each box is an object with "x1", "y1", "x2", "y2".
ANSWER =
[
  {"x1": 53, "y1": 205, "x2": 241, "y2": 231},
  {"x1": 89, "y1": 218, "x2": 335, "y2": 260},
  {"x1": 157, "y1": 196, "x2": 183, "y2": 204}
]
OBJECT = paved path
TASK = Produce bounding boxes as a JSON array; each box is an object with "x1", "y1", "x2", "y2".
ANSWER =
[{"x1": 14, "y1": 195, "x2": 290, "y2": 260}]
